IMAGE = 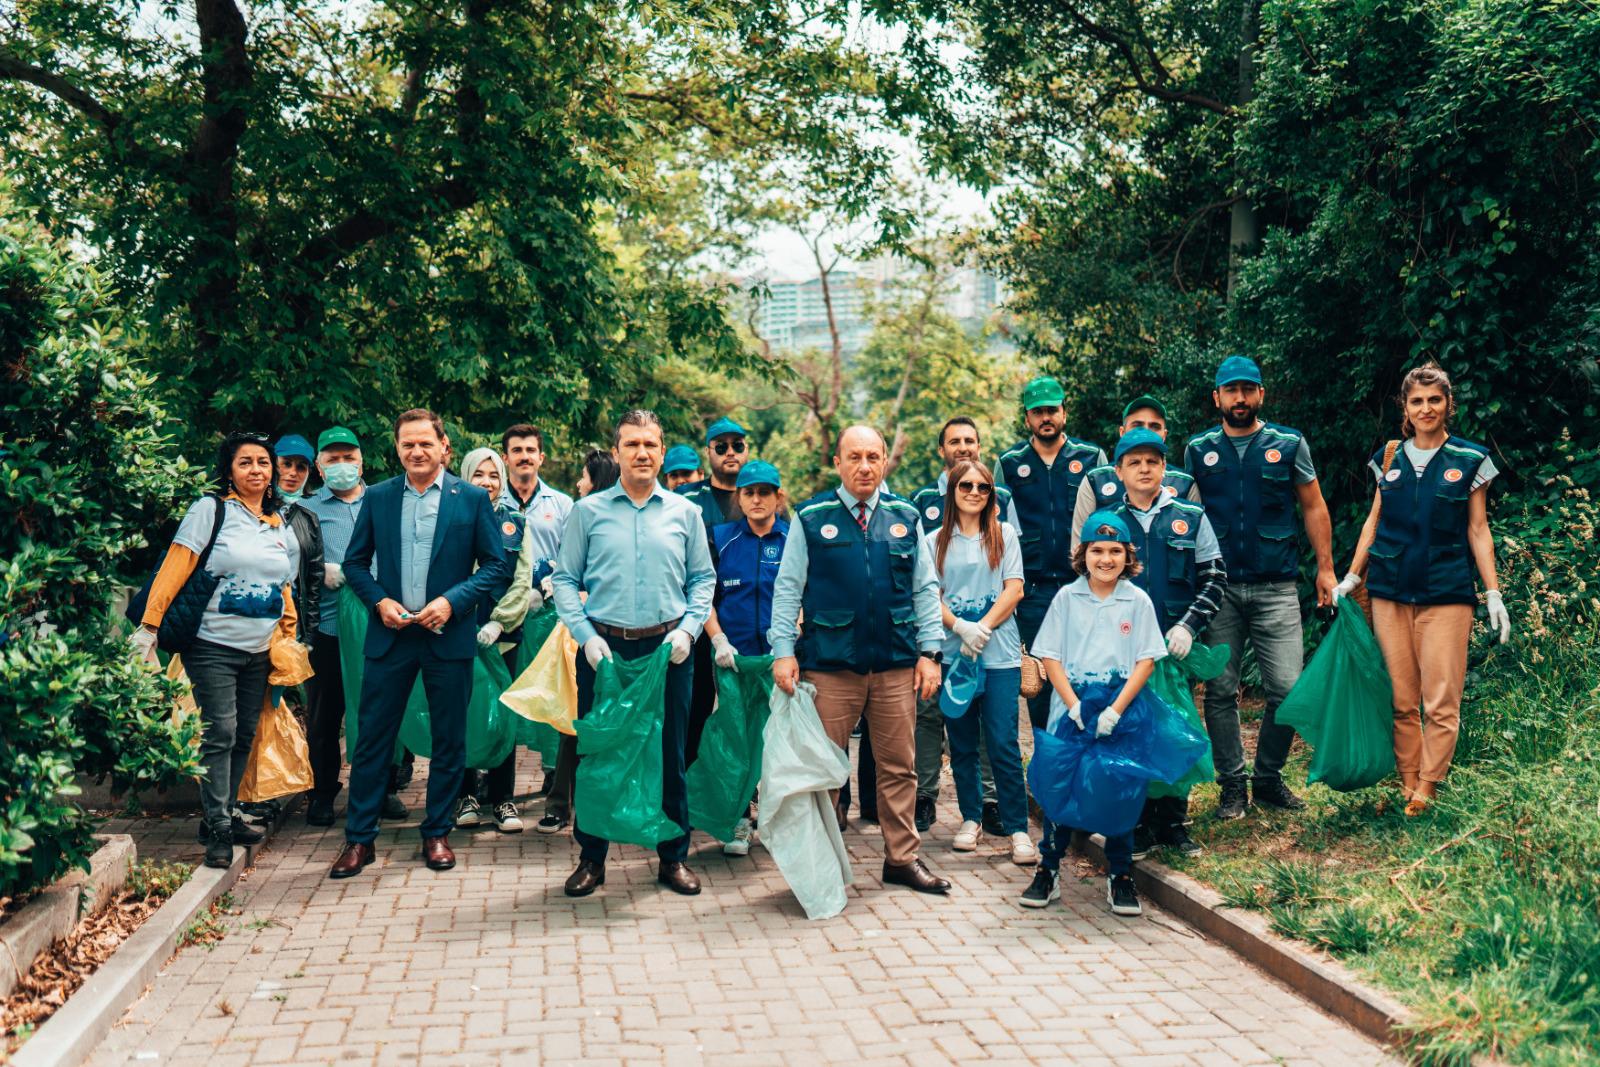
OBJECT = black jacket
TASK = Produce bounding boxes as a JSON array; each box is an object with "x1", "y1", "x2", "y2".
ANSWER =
[{"x1": 285, "y1": 502, "x2": 324, "y2": 640}]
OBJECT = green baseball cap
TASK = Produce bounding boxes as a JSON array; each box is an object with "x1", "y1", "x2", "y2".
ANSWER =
[
  {"x1": 1021, "y1": 376, "x2": 1066, "y2": 410},
  {"x1": 1121, "y1": 394, "x2": 1167, "y2": 421},
  {"x1": 316, "y1": 426, "x2": 361, "y2": 452}
]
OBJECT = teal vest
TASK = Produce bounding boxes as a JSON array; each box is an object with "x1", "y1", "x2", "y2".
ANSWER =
[
  {"x1": 1187, "y1": 424, "x2": 1304, "y2": 583},
  {"x1": 795, "y1": 491, "x2": 922, "y2": 673},
  {"x1": 1367, "y1": 436, "x2": 1488, "y2": 606},
  {"x1": 1115, "y1": 498, "x2": 1206, "y2": 633},
  {"x1": 677, "y1": 480, "x2": 737, "y2": 529},
  {"x1": 911, "y1": 482, "x2": 1015, "y2": 534},
  {"x1": 999, "y1": 437, "x2": 1102, "y2": 580}
]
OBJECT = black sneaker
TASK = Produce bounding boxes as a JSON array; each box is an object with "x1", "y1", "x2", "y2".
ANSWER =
[
  {"x1": 203, "y1": 833, "x2": 233, "y2": 869},
  {"x1": 914, "y1": 795, "x2": 936, "y2": 833},
  {"x1": 1019, "y1": 867, "x2": 1060, "y2": 909},
  {"x1": 1214, "y1": 780, "x2": 1249, "y2": 820},
  {"x1": 981, "y1": 801, "x2": 1005, "y2": 837},
  {"x1": 1252, "y1": 778, "x2": 1305, "y2": 810},
  {"x1": 237, "y1": 800, "x2": 278, "y2": 823},
  {"x1": 1157, "y1": 820, "x2": 1205, "y2": 857},
  {"x1": 537, "y1": 808, "x2": 569, "y2": 834},
  {"x1": 1131, "y1": 823, "x2": 1157, "y2": 861},
  {"x1": 306, "y1": 795, "x2": 337, "y2": 827},
  {"x1": 230, "y1": 815, "x2": 265, "y2": 845},
  {"x1": 381, "y1": 793, "x2": 409, "y2": 821},
  {"x1": 1107, "y1": 874, "x2": 1141, "y2": 916}
]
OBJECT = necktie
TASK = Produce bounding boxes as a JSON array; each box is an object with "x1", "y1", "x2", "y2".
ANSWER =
[{"x1": 855, "y1": 501, "x2": 869, "y2": 530}]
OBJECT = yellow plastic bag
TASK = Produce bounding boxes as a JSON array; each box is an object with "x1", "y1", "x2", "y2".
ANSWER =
[
  {"x1": 500, "y1": 623, "x2": 579, "y2": 736},
  {"x1": 166, "y1": 654, "x2": 200, "y2": 735},
  {"x1": 238, "y1": 633, "x2": 316, "y2": 801}
]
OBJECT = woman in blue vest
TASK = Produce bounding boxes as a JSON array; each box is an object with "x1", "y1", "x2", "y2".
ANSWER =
[
  {"x1": 704, "y1": 460, "x2": 789, "y2": 856},
  {"x1": 922, "y1": 460, "x2": 1036, "y2": 865},
  {"x1": 1337, "y1": 363, "x2": 1511, "y2": 816}
]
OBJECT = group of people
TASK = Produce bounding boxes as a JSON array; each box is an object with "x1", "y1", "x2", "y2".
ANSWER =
[{"x1": 132, "y1": 354, "x2": 1510, "y2": 920}]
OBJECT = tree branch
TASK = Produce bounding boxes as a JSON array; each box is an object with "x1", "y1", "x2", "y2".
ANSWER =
[
  {"x1": 0, "y1": 50, "x2": 120, "y2": 130},
  {"x1": 1061, "y1": 6, "x2": 1234, "y2": 116}
]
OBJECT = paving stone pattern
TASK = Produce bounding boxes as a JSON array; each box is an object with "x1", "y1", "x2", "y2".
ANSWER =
[{"x1": 89, "y1": 746, "x2": 1394, "y2": 1067}]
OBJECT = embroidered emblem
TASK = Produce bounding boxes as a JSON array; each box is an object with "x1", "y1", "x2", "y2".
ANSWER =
[
  {"x1": 820, "y1": 524, "x2": 838, "y2": 540},
  {"x1": 890, "y1": 523, "x2": 909, "y2": 538},
  {"x1": 1069, "y1": 460, "x2": 1083, "y2": 474},
  {"x1": 1265, "y1": 449, "x2": 1282, "y2": 463},
  {"x1": 1443, "y1": 468, "x2": 1464, "y2": 483},
  {"x1": 763, "y1": 544, "x2": 780, "y2": 559},
  {"x1": 925, "y1": 505, "x2": 939, "y2": 520},
  {"x1": 1385, "y1": 468, "x2": 1401, "y2": 483},
  {"x1": 1101, "y1": 482, "x2": 1117, "y2": 496},
  {"x1": 1119, "y1": 620, "x2": 1132, "y2": 636},
  {"x1": 1203, "y1": 451, "x2": 1219, "y2": 467},
  {"x1": 501, "y1": 521, "x2": 517, "y2": 537},
  {"x1": 1016, "y1": 464, "x2": 1031, "y2": 478},
  {"x1": 1163, "y1": 484, "x2": 1177, "y2": 496},
  {"x1": 1171, "y1": 519, "x2": 1190, "y2": 536}
]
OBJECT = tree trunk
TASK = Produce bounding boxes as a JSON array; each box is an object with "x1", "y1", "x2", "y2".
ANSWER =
[{"x1": 1227, "y1": 0, "x2": 1261, "y2": 301}]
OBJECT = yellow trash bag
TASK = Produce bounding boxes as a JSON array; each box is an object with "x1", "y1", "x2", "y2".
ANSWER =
[
  {"x1": 500, "y1": 622, "x2": 579, "y2": 736},
  {"x1": 165, "y1": 654, "x2": 200, "y2": 736},
  {"x1": 238, "y1": 635, "x2": 316, "y2": 802}
]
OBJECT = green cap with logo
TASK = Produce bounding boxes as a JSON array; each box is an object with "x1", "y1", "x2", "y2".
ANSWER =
[
  {"x1": 316, "y1": 426, "x2": 361, "y2": 452},
  {"x1": 1021, "y1": 376, "x2": 1066, "y2": 410},
  {"x1": 1121, "y1": 394, "x2": 1167, "y2": 421}
]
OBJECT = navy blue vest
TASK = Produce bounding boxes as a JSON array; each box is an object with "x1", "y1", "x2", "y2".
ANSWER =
[
  {"x1": 1083, "y1": 464, "x2": 1196, "y2": 509},
  {"x1": 999, "y1": 437, "x2": 1102, "y2": 580},
  {"x1": 1367, "y1": 437, "x2": 1488, "y2": 606},
  {"x1": 1187, "y1": 424, "x2": 1304, "y2": 583},
  {"x1": 677, "y1": 480, "x2": 738, "y2": 529},
  {"x1": 479, "y1": 504, "x2": 525, "y2": 625},
  {"x1": 711, "y1": 517, "x2": 788, "y2": 655},
  {"x1": 911, "y1": 481, "x2": 1015, "y2": 534},
  {"x1": 1114, "y1": 498, "x2": 1206, "y2": 633},
  {"x1": 795, "y1": 492, "x2": 921, "y2": 673}
]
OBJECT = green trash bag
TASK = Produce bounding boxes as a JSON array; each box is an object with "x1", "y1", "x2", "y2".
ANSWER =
[
  {"x1": 1145, "y1": 641, "x2": 1229, "y2": 800},
  {"x1": 398, "y1": 644, "x2": 517, "y2": 769},
  {"x1": 573, "y1": 644, "x2": 681, "y2": 848},
  {"x1": 1276, "y1": 599, "x2": 1396, "y2": 791},
  {"x1": 687, "y1": 656, "x2": 775, "y2": 841}
]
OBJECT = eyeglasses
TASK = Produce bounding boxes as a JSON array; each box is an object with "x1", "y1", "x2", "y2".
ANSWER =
[
  {"x1": 712, "y1": 439, "x2": 746, "y2": 455},
  {"x1": 956, "y1": 480, "x2": 993, "y2": 496}
]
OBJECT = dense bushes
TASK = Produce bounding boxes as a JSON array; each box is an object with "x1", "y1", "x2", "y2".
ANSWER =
[{"x1": 1, "y1": 198, "x2": 202, "y2": 899}]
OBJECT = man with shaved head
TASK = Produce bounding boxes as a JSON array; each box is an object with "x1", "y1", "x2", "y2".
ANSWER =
[{"x1": 769, "y1": 425, "x2": 952, "y2": 896}]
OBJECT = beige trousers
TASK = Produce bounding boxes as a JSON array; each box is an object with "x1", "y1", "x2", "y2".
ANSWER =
[
  {"x1": 1370, "y1": 599, "x2": 1474, "y2": 783},
  {"x1": 805, "y1": 668, "x2": 920, "y2": 866}
]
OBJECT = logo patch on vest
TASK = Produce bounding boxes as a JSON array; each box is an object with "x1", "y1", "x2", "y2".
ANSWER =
[
  {"x1": 1171, "y1": 519, "x2": 1190, "y2": 536},
  {"x1": 763, "y1": 544, "x2": 780, "y2": 559},
  {"x1": 1203, "y1": 451, "x2": 1219, "y2": 467},
  {"x1": 1069, "y1": 460, "x2": 1083, "y2": 474},
  {"x1": 1119, "y1": 620, "x2": 1132, "y2": 636},
  {"x1": 501, "y1": 521, "x2": 517, "y2": 536},
  {"x1": 1016, "y1": 464, "x2": 1031, "y2": 478},
  {"x1": 1443, "y1": 468, "x2": 1464, "y2": 483},
  {"x1": 820, "y1": 523, "x2": 838, "y2": 540},
  {"x1": 1163, "y1": 484, "x2": 1177, "y2": 496},
  {"x1": 1385, "y1": 468, "x2": 1401, "y2": 483},
  {"x1": 1100, "y1": 482, "x2": 1117, "y2": 496},
  {"x1": 890, "y1": 523, "x2": 908, "y2": 538},
  {"x1": 1265, "y1": 449, "x2": 1282, "y2": 463},
  {"x1": 925, "y1": 505, "x2": 939, "y2": 520}
]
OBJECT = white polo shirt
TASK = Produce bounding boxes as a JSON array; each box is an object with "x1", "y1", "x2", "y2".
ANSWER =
[{"x1": 1031, "y1": 577, "x2": 1166, "y2": 706}]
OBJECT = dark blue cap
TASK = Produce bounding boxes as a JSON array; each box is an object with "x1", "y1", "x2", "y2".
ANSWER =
[
  {"x1": 735, "y1": 460, "x2": 781, "y2": 489},
  {"x1": 1082, "y1": 509, "x2": 1133, "y2": 544},
  {"x1": 662, "y1": 444, "x2": 700, "y2": 474},
  {"x1": 705, "y1": 416, "x2": 747, "y2": 444},
  {"x1": 1113, "y1": 427, "x2": 1168, "y2": 464},
  {"x1": 275, "y1": 434, "x2": 315, "y2": 462},
  {"x1": 1215, "y1": 354, "x2": 1263, "y2": 388}
]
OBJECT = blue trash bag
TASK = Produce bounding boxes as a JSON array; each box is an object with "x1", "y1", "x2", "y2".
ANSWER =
[{"x1": 1027, "y1": 679, "x2": 1210, "y2": 836}]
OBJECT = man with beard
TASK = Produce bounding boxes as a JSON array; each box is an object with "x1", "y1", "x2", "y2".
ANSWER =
[
  {"x1": 998, "y1": 378, "x2": 1106, "y2": 732},
  {"x1": 1185, "y1": 355, "x2": 1337, "y2": 820}
]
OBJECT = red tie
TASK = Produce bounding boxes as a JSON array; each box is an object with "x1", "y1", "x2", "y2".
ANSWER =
[{"x1": 855, "y1": 501, "x2": 869, "y2": 530}]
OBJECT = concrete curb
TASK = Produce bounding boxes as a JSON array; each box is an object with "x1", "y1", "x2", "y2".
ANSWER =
[
  {"x1": 1, "y1": 836, "x2": 137, "y2": 1000},
  {"x1": 10, "y1": 804, "x2": 291, "y2": 1067}
]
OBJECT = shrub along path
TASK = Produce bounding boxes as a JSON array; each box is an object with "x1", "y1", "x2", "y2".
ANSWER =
[{"x1": 85, "y1": 744, "x2": 1389, "y2": 1066}]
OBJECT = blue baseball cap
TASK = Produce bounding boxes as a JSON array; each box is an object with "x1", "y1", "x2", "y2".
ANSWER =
[
  {"x1": 1215, "y1": 354, "x2": 1263, "y2": 388},
  {"x1": 1113, "y1": 427, "x2": 1168, "y2": 464},
  {"x1": 275, "y1": 434, "x2": 315, "y2": 462},
  {"x1": 663, "y1": 444, "x2": 700, "y2": 474},
  {"x1": 705, "y1": 416, "x2": 747, "y2": 444},
  {"x1": 735, "y1": 460, "x2": 781, "y2": 489},
  {"x1": 1082, "y1": 509, "x2": 1133, "y2": 544}
]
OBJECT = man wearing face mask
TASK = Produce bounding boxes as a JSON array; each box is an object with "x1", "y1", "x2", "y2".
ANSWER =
[{"x1": 273, "y1": 434, "x2": 324, "y2": 646}]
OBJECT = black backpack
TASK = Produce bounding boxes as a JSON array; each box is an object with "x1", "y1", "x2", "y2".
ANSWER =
[{"x1": 124, "y1": 494, "x2": 227, "y2": 653}]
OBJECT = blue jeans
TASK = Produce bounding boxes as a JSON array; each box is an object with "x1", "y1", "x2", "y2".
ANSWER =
[
  {"x1": 183, "y1": 638, "x2": 271, "y2": 835},
  {"x1": 1201, "y1": 581, "x2": 1305, "y2": 785},
  {"x1": 943, "y1": 666, "x2": 1027, "y2": 834},
  {"x1": 572, "y1": 632, "x2": 693, "y2": 866},
  {"x1": 1039, "y1": 821, "x2": 1133, "y2": 876}
]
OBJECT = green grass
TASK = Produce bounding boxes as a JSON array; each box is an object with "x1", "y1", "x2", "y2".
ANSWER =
[{"x1": 1165, "y1": 628, "x2": 1600, "y2": 1067}]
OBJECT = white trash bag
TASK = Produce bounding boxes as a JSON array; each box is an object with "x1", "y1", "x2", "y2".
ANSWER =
[{"x1": 757, "y1": 681, "x2": 854, "y2": 920}]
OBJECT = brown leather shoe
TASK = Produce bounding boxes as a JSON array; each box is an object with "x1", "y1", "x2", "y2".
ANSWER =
[
  {"x1": 421, "y1": 836, "x2": 455, "y2": 871},
  {"x1": 564, "y1": 860, "x2": 605, "y2": 897},
  {"x1": 882, "y1": 859, "x2": 951, "y2": 895},
  {"x1": 328, "y1": 842, "x2": 374, "y2": 879},
  {"x1": 657, "y1": 862, "x2": 701, "y2": 896}
]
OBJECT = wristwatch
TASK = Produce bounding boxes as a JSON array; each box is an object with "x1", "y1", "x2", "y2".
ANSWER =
[{"x1": 919, "y1": 650, "x2": 943, "y2": 665}]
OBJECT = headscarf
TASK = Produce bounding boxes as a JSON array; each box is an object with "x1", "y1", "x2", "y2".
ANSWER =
[{"x1": 460, "y1": 447, "x2": 507, "y2": 499}]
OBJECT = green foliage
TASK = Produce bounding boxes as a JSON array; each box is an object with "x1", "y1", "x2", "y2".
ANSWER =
[
  {"x1": 125, "y1": 860, "x2": 193, "y2": 900},
  {"x1": 0, "y1": 197, "x2": 202, "y2": 900}
]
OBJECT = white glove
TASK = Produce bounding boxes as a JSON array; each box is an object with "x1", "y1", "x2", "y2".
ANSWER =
[
  {"x1": 951, "y1": 618, "x2": 991, "y2": 659},
  {"x1": 1047, "y1": 700, "x2": 1084, "y2": 734},
  {"x1": 130, "y1": 626, "x2": 158, "y2": 664},
  {"x1": 1165, "y1": 624, "x2": 1193, "y2": 660},
  {"x1": 526, "y1": 587, "x2": 545, "y2": 615},
  {"x1": 324, "y1": 562, "x2": 345, "y2": 589},
  {"x1": 1332, "y1": 571, "x2": 1362, "y2": 603},
  {"x1": 710, "y1": 632, "x2": 738, "y2": 670},
  {"x1": 1486, "y1": 590, "x2": 1511, "y2": 644},
  {"x1": 539, "y1": 575, "x2": 554, "y2": 600},
  {"x1": 1095, "y1": 708, "x2": 1122, "y2": 738},
  {"x1": 667, "y1": 628, "x2": 693, "y2": 665},
  {"x1": 476, "y1": 621, "x2": 503, "y2": 647},
  {"x1": 584, "y1": 636, "x2": 612, "y2": 669}
]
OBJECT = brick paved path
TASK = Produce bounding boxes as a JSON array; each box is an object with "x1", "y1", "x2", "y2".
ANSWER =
[{"x1": 89, "y1": 749, "x2": 1393, "y2": 1067}]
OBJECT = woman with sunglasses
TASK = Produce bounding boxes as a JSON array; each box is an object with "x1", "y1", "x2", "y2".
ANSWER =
[
  {"x1": 922, "y1": 460, "x2": 1036, "y2": 865},
  {"x1": 133, "y1": 432, "x2": 301, "y2": 869}
]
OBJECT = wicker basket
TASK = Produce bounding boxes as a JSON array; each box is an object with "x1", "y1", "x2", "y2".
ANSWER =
[{"x1": 1019, "y1": 648, "x2": 1045, "y2": 699}]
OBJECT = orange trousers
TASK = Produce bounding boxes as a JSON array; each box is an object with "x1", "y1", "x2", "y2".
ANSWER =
[{"x1": 1370, "y1": 599, "x2": 1474, "y2": 784}]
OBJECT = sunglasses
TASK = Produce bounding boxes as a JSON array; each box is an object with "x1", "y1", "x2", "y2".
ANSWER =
[
  {"x1": 712, "y1": 439, "x2": 747, "y2": 455},
  {"x1": 956, "y1": 480, "x2": 993, "y2": 496}
]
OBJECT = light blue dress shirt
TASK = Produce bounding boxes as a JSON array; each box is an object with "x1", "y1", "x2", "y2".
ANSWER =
[
  {"x1": 398, "y1": 469, "x2": 443, "y2": 612},
  {"x1": 552, "y1": 481, "x2": 716, "y2": 647},
  {"x1": 502, "y1": 478, "x2": 575, "y2": 569},
  {"x1": 767, "y1": 485, "x2": 945, "y2": 660},
  {"x1": 302, "y1": 483, "x2": 367, "y2": 636}
]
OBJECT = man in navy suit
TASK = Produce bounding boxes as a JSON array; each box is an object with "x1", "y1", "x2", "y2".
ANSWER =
[{"x1": 329, "y1": 408, "x2": 512, "y2": 878}]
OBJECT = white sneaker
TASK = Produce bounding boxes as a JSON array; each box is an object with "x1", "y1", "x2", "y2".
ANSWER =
[
  {"x1": 952, "y1": 820, "x2": 981, "y2": 852},
  {"x1": 723, "y1": 817, "x2": 754, "y2": 857},
  {"x1": 1010, "y1": 832, "x2": 1039, "y2": 866},
  {"x1": 493, "y1": 801, "x2": 523, "y2": 833},
  {"x1": 455, "y1": 795, "x2": 482, "y2": 828}
]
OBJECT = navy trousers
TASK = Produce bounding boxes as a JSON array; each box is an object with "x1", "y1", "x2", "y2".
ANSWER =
[{"x1": 344, "y1": 627, "x2": 473, "y2": 844}]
